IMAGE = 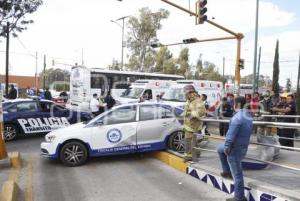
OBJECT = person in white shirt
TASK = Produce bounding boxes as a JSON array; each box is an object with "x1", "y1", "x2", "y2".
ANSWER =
[{"x1": 90, "y1": 93, "x2": 100, "y2": 116}]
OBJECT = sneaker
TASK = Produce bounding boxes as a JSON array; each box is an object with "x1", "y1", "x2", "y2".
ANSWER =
[{"x1": 221, "y1": 172, "x2": 233, "y2": 179}]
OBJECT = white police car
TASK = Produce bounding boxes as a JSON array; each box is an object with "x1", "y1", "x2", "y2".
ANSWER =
[
  {"x1": 3, "y1": 99, "x2": 92, "y2": 141},
  {"x1": 41, "y1": 103, "x2": 184, "y2": 166}
]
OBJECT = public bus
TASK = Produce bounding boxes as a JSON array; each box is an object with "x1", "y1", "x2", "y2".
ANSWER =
[{"x1": 69, "y1": 66, "x2": 184, "y2": 110}]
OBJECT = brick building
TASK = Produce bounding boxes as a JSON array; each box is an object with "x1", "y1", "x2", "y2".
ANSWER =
[{"x1": 0, "y1": 75, "x2": 43, "y2": 89}]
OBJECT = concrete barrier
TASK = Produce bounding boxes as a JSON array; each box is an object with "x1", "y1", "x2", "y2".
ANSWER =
[
  {"x1": 8, "y1": 152, "x2": 21, "y2": 169},
  {"x1": 0, "y1": 181, "x2": 20, "y2": 201},
  {"x1": 150, "y1": 151, "x2": 187, "y2": 173}
]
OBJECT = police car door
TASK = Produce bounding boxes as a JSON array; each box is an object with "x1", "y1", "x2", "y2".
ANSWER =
[
  {"x1": 39, "y1": 101, "x2": 71, "y2": 131},
  {"x1": 14, "y1": 101, "x2": 42, "y2": 134},
  {"x1": 137, "y1": 105, "x2": 176, "y2": 151},
  {"x1": 90, "y1": 106, "x2": 138, "y2": 155}
]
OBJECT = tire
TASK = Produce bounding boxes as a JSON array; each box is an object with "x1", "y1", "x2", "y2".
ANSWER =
[
  {"x1": 168, "y1": 131, "x2": 185, "y2": 153},
  {"x1": 4, "y1": 124, "x2": 18, "y2": 141},
  {"x1": 60, "y1": 141, "x2": 88, "y2": 167}
]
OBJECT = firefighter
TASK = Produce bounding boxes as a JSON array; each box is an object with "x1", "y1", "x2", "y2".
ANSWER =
[{"x1": 183, "y1": 85, "x2": 206, "y2": 161}]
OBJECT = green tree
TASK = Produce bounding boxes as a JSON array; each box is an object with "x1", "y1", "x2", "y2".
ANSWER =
[
  {"x1": 126, "y1": 7, "x2": 169, "y2": 72},
  {"x1": 199, "y1": 61, "x2": 225, "y2": 82},
  {"x1": 154, "y1": 46, "x2": 173, "y2": 73},
  {"x1": 0, "y1": 0, "x2": 42, "y2": 37},
  {"x1": 163, "y1": 58, "x2": 177, "y2": 74},
  {"x1": 195, "y1": 54, "x2": 203, "y2": 72},
  {"x1": 241, "y1": 74, "x2": 270, "y2": 87},
  {"x1": 108, "y1": 59, "x2": 121, "y2": 71},
  {"x1": 176, "y1": 48, "x2": 190, "y2": 76},
  {"x1": 40, "y1": 68, "x2": 70, "y2": 89},
  {"x1": 272, "y1": 40, "x2": 280, "y2": 96}
]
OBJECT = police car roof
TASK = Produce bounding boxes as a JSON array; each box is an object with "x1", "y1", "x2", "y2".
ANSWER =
[
  {"x1": 4, "y1": 98, "x2": 52, "y2": 103},
  {"x1": 114, "y1": 102, "x2": 173, "y2": 109}
]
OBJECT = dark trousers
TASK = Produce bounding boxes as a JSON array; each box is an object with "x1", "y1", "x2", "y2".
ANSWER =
[
  {"x1": 92, "y1": 111, "x2": 100, "y2": 117},
  {"x1": 219, "y1": 123, "x2": 229, "y2": 136},
  {"x1": 278, "y1": 128, "x2": 294, "y2": 147}
]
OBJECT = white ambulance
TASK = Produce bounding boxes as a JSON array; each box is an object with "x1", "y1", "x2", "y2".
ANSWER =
[
  {"x1": 161, "y1": 80, "x2": 223, "y2": 112},
  {"x1": 116, "y1": 80, "x2": 175, "y2": 104}
]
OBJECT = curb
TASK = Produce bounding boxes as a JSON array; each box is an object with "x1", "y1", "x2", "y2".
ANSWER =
[
  {"x1": 150, "y1": 151, "x2": 187, "y2": 173},
  {"x1": 0, "y1": 181, "x2": 20, "y2": 201}
]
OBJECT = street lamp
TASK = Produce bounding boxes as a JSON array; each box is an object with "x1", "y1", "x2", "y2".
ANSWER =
[{"x1": 110, "y1": 15, "x2": 130, "y2": 71}]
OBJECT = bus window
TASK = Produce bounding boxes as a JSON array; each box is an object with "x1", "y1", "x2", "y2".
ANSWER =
[{"x1": 91, "y1": 76, "x2": 104, "y2": 89}]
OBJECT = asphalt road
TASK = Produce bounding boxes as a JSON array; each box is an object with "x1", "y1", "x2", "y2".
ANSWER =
[{"x1": 5, "y1": 135, "x2": 230, "y2": 201}]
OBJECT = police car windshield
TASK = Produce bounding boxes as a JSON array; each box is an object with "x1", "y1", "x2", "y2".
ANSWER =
[
  {"x1": 162, "y1": 88, "x2": 186, "y2": 102},
  {"x1": 121, "y1": 88, "x2": 144, "y2": 99}
]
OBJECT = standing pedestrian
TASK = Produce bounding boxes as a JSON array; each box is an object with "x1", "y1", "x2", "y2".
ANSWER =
[
  {"x1": 44, "y1": 88, "x2": 52, "y2": 100},
  {"x1": 201, "y1": 94, "x2": 210, "y2": 135},
  {"x1": 7, "y1": 84, "x2": 17, "y2": 99},
  {"x1": 90, "y1": 93, "x2": 100, "y2": 117},
  {"x1": 104, "y1": 91, "x2": 116, "y2": 110},
  {"x1": 217, "y1": 96, "x2": 253, "y2": 201},
  {"x1": 183, "y1": 85, "x2": 206, "y2": 161},
  {"x1": 271, "y1": 94, "x2": 296, "y2": 147},
  {"x1": 218, "y1": 97, "x2": 234, "y2": 136}
]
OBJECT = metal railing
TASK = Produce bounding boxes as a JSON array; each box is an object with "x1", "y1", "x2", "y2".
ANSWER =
[
  {"x1": 206, "y1": 135, "x2": 300, "y2": 152},
  {"x1": 193, "y1": 147, "x2": 300, "y2": 172},
  {"x1": 261, "y1": 114, "x2": 300, "y2": 119},
  {"x1": 190, "y1": 118, "x2": 300, "y2": 172},
  {"x1": 202, "y1": 118, "x2": 300, "y2": 129}
]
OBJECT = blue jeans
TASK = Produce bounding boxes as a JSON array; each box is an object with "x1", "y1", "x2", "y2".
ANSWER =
[{"x1": 217, "y1": 144, "x2": 248, "y2": 200}]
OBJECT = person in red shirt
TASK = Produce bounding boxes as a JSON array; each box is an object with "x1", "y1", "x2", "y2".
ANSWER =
[{"x1": 250, "y1": 92, "x2": 260, "y2": 115}]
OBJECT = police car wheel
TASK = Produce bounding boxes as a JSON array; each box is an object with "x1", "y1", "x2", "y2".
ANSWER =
[
  {"x1": 168, "y1": 131, "x2": 185, "y2": 153},
  {"x1": 4, "y1": 124, "x2": 18, "y2": 141},
  {"x1": 60, "y1": 141, "x2": 88, "y2": 167}
]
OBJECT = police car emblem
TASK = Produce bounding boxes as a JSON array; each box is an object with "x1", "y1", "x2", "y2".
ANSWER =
[{"x1": 107, "y1": 129, "x2": 122, "y2": 143}]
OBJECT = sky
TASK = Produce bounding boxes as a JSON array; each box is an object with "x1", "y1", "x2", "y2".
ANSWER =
[{"x1": 0, "y1": 0, "x2": 299, "y2": 87}]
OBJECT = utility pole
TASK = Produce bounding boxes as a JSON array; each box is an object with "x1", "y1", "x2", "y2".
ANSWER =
[
  {"x1": 5, "y1": 22, "x2": 10, "y2": 97},
  {"x1": 222, "y1": 56, "x2": 225, "y2": 80},
  {"x1": 43, "y1": 55, "x2": 46, "y2": 90},
  {"x1": 256, "y1": 46, "x2": 261, "y2": 91},
  {"x1": 296, "y1": 50, "x2": 300, "y2": 115},
  {"x1": 35, "y1": 51, "x2": 38, "y2": 94},
  {"x1": 111, "y1": 16, "x2": 129, "y2": 71},
  {"x1": 252, "y1": 0, "x2": 259, "y2": 94},
  {"x1": 81, "y1": 48, "x2": 84, "y2": 66},
  {"x1": 121, "y1": 17, "x2": 125, "y2": 71},
  {"x1": 160, "y1": 0, "x2": 244, "y2": 95}
]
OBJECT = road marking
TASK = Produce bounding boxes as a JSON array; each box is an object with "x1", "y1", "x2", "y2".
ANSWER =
[{"x1": 25, "y1": 160, "x2": 33, "y2": 201}]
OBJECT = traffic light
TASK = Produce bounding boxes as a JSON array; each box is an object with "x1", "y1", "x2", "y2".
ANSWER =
[
  {"x1": 183, "y1": 38, "x2": 198, "y2": 44},
  {"x1": 150, "y1": 42, "x2": 161, "y2": 48},
  {"x1": 196, "y1": 0, "x2": 207, "y2": 24},
  {"x1": 239, "y1": 59, "x2": 244, "y2": 69}
]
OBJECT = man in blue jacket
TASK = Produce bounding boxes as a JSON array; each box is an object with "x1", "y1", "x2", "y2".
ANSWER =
[{"x1": 217, "y1": 96, "x2": 253, "y2": 201}]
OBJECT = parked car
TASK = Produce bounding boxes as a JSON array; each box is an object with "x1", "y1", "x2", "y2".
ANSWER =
[{"x1": 3, "y1": 98, "x2": 92, "y2": 141}]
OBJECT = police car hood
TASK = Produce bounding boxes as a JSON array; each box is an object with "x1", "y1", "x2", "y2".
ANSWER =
[{"x1": 47, "y1": 122, "x2": 85, "y2": 137}]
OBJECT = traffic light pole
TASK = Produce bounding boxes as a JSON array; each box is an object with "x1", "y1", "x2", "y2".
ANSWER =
[
  {"x1": 160, "y1": 0, "x2": 244, "y2": 95},
  {"x1": 0, "y1": 89, "x2": 7, "y2": 160}
]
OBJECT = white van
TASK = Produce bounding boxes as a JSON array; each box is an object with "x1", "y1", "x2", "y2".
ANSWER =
[
  {"x1": 116, "y1": 80, "x2": 175, "y2": 104},
  {"x1": 161, "y1": 80, "x2": 223, "y2": 112}
]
